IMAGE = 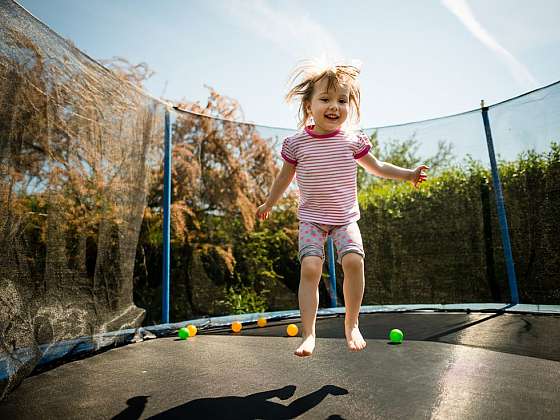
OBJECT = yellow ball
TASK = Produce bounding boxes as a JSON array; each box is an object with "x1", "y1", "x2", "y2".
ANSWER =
[
  {"x1": 257, "y1": 317, "x2": 267, "y2": 327},
  {"x1": 232, "y1": 321, "x2": 242, "y2": 333},
  {"x1": 187, "y1": 324, "x2": 197, "y2": 337},
  {"x1": 286, "y1": 324, "x2": 298, "y2": 337}
]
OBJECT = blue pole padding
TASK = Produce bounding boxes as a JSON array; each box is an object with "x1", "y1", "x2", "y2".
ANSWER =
[
  {"x1": 162, "y1": 110, "x2": 172, "y2": 323},
  {"x1": 481, "y1": 105, "x2": 519, "y2": 304},
  {"x1": 327, "y1": 237, "x2": 337, "y2": 307}
]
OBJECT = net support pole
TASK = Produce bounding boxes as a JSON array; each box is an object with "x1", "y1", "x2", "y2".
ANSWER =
[
  {"x1": 162, "y1": 110, "x2": 172, "y2": 323},
  {"x1": 480, "y1": 103, "x2": 519, "y2": 304},
  {"x1": 327, "y1": 237, "x2": 337, "y2": 307}
]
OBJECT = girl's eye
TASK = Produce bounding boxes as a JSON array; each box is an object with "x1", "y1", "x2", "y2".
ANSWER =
[
  {"x1": 320, "y1": 98, "x2": 329, "y2": 102},
  {"x1": 339, "y1": 99, "x2": 348, "y2": 104}
]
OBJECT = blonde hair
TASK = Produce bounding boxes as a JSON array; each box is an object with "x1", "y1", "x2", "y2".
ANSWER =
[{"x1": 285, "y1": 58, "x2": 361, "y2": 129}]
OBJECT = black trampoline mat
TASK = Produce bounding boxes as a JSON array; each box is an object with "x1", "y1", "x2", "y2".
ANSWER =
[{"x1": 1, "y1": 312, "x2": 559, "y2": 419}]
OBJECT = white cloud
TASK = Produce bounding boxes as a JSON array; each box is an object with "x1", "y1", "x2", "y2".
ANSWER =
[
  {"x1": 441, "y1": 0, "x2": 538, "y2": 89},
  {"x1": 213, "y1": 0, "x2": 344, "y2": 63}
]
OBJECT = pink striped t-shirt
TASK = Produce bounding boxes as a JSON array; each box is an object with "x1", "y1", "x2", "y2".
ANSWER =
[{"x1": 281, "y1": 126, "x2": 372, "y2": 225}]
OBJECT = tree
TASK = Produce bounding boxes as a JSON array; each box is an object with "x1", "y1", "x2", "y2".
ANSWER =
[
  {"x1": 137, "y1": 87, "x2": 288, "y2": 318},
  {"x1": 357, "y1": 131, "x2": 455, "y2": 189}
]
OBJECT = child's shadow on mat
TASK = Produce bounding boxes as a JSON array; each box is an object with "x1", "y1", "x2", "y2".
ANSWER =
[{"x1": 112, "y1": 385, "x2": 348, "y2": 420}]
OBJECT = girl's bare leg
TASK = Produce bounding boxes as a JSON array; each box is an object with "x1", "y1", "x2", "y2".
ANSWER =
[
  {"x1": 294, "y1": 256, "x2": 323, "y2": 357},
  {"x1": 342, "y1": 253, "x2": 367, "y2": 351}
]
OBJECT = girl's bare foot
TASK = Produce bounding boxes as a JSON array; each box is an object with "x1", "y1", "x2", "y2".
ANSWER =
[
  {"x1": 345, "y1": 324, "x2": 367, "y2": 352},
  {"x1": 294, "y1": 335, "x2": 315, "y2": 357}
]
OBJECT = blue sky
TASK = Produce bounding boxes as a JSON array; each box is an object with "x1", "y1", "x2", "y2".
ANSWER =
[{"x1": 18, "y1": 0, "x2": 560, "y2": 129}]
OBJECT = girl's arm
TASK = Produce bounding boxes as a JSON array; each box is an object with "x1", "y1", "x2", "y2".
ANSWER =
[
  {"x1": 256, "y1": 161, "x2": 296, "y2": 220},
  {"x1": 357, "y1": 153, "x2": 428, "y2": 187}
]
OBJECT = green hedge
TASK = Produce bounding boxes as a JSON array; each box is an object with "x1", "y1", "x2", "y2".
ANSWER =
[
  {"x1": 356, "y1": 143, "x2": 560, "y2": 305},
  {"x1": 134, "y1": 144, "x2": 559, "y2": 323}
]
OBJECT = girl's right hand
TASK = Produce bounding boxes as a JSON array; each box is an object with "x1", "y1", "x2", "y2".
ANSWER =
[{"x1": 256, "y1": 203, "x2": 273, "y2": 220}]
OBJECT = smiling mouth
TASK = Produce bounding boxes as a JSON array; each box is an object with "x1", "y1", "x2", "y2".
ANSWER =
[{"x1": 325, "y1": 115, "x2": 339, "y2": 120}]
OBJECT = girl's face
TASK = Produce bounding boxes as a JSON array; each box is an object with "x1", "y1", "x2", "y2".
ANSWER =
[{"x1": 305, "y1": 77, "x2": 350, "y2": 134}]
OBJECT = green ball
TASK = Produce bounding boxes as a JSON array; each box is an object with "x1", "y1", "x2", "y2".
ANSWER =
[
  {"x1": 178, "y1": 327, "x2": 190, "y2": 340},
  {"x1": 389, "y1": 328, "x2": 404, "y2": 343}
]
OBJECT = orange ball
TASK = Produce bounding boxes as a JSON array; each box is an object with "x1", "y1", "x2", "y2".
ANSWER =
[
  {"x1": 231, "y1": 321, "x2": 242, "y2": 333},
  {"x1": 257, "y1": 317, "x2": 267, "y2": 327},
  {"x1": 286, "y1": 324, "x2": 298, "y2": 337},
  {"x1": 187, "y1": 324, "x2": 197, "y2": 337}
]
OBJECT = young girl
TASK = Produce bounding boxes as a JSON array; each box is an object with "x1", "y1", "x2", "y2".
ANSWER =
[{"x1": 256, "y1": 60, "x2": 428, "y2": 357}]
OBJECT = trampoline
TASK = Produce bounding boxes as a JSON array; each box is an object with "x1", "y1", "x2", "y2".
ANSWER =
[
  {"x1": 2, "y1": 1, "x2": 560, "y2": 419},
  {"x1": 1, "y1": 305, "x2": 560, "y2": 419}
]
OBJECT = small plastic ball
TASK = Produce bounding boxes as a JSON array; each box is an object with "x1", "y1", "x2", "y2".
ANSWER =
[
  {"x1": 187, "y1": 324, "x2": 197, "y2": 337},
  {"x1": 232, "y1": 321, "x2": 242, "y2": 333},
  {"x1": 389, "y1": 328, "x2": 404, "y2": 343},
  {"x1": 257, "y1": 317, "x2": 267, "y2": 327},
  {"x1": 286, "y1": 324, "x2": 299, "y2": 337},
  {"x1": 178, "y1": 327, "x2": 190, "y2": 340}
]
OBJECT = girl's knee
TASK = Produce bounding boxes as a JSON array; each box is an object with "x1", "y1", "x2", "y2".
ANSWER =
[
  {"x1": 341, "y1": 252, "x2": 364, "y2": 269},
  {"x1": 300, "y1": 256, "x2": 323, "y2": 279}
]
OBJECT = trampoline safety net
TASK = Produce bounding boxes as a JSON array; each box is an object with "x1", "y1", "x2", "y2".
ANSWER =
[{"x1": 1, "y1": 0, "x2": 559, "y2": 403}]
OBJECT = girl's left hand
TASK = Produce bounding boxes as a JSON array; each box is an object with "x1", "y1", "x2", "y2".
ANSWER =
[{"x1": 410, "y1": 165, "x2": 429, "y2": 188}]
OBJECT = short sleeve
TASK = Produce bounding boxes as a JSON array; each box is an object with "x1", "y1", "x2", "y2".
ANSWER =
[
  {"x1": 281, "y1": 136, "x2": 297, "y2": 165},
  {"x1": 352, "y1": 132, "x2": 372, "y2": 159}
]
